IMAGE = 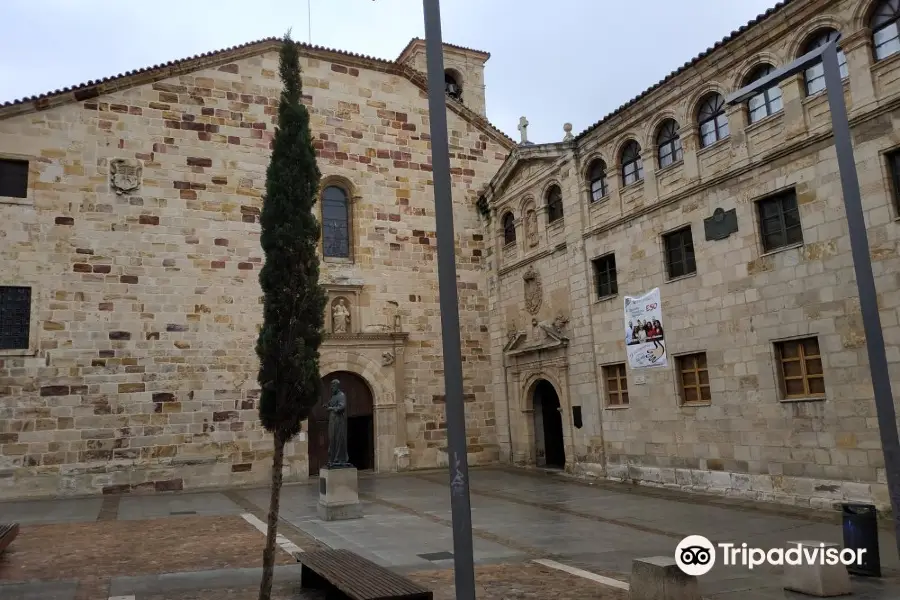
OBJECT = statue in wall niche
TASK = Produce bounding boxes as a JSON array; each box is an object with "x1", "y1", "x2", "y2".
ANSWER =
[
  {"x1": 325, "y1": 379, "x2": 352, "y2": 468},
  {"x1": 332, "y1": 298, "x2": 350, "y2": 333},
  {"x1": 525, "y1": 209, "x2": 538, "y2": 247}
]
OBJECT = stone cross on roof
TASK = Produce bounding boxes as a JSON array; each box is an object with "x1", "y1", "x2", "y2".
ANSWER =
[{"x1": 518, "y1": 116, "x2": 529, "y2": 145}]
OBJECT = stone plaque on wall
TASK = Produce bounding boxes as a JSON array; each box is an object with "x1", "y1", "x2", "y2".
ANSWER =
[{"x1": 704, "y1": 207, "x2": 738, "y2": 241}]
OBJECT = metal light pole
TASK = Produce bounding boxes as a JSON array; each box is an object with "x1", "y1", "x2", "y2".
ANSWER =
[
  {"x1": 421, "y1": 0, "x2": 478, "y2": 597},
  {"x1": 726, "y1": 40, "x2": 900, "y2": 558}
]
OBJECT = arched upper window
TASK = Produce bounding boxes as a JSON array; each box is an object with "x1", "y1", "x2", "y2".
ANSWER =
[
  {"x1": 872, "y1": 0, "x2": 900, "y2": 61},
  {"x1": 588, "y1": 159, "x2": 608, "y2": 202},
  {"x1": 445, "y1": 70, "x2": 463, "y2": 101},
  {"x1": 322, "y1": 185, "x2": 350, "y2": 259},
  {"x1": 502, "y1": 212, "x2": 516, "y2": 245},
  {"x1": 744, "y1": 64, "x2": 783, "y2": 124},
  {"x1": 656, "y1": 120, "x2": 683, "y2": 169},
  {"x1": 546, "y1": 185, "x2": 564, "y2": 223},
  {"x1": 802, "y1": 29, "x2": 848, "y2": 95},
  {"x1": 697, "y1": 93, "x2": 730, "y2": 148},
  {"x1": 620, "y1": 141, "x2": 644, "y2": 186}
]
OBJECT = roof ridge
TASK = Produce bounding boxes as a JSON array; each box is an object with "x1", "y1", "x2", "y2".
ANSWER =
[
  {"x1": 574, "y1": 0, "x2": 791, "y2": 141},
  {"x1": 0, "y1": 36, "x2": 515, "y2": 148}
]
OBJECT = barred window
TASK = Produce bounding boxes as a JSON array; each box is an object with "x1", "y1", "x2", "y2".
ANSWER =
[
  {"x1": 322, "y1": 186, "x2": 350, "y2": 259},
  {"x1": 656, "y1": 120, "x2": 683, "y2": 168},
  {"x1": 697, "y1": 93, "x2": 729, "y2": 148},
  {"x1": 0, "y1": 286, "x2": 31, "y2": 350}
]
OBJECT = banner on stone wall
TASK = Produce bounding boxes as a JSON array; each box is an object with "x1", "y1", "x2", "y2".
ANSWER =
[{"x1": 623, "y1": 288, "x2": 668, "y2": 369}]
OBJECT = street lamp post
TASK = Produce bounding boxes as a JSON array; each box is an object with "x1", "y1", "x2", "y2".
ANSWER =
[
  {"x1": 726, "y1": 40, "x2": 900, "y2": 558},
  {"x1": 420, "y1": 0, "x2": 478, "y2": 597}
]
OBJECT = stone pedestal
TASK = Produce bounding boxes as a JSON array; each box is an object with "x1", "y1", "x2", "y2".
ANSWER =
[
  {"x1": 317, "y1": 467, "x2": 362, "y2": 521},
  {"x1": 783, "y1": 541, "x2": 852, "y2": 597},
  {"x1": 630, "y1": 556, "x2": 700, "y2": 600}
]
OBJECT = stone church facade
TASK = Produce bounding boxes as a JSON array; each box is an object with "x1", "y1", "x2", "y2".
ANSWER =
[
  {"x1": 485, "y1": 0, "x2": 900, "y2": 511},
  {"x1": 0, "y1": 37, "x2": 513, "y2": 498}
]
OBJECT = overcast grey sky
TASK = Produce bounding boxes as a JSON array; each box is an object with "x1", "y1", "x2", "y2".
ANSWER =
[{"x1": 0, "y1": 0, "x2": 778, "y2": 143}]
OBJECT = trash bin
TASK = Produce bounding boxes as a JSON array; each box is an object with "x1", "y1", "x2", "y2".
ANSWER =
[{"x1": 842, "y1": 503, "x2": 881, "y2": 577}]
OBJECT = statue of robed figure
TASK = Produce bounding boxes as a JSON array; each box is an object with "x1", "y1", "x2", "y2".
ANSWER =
[{"x1": 325, "y1": 379, "x2": 352, "y2": 468}]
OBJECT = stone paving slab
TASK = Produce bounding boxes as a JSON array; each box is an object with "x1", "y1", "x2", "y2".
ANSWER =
[
  {"x1": 0, "y1": 497, "x2": 103, "y2": 524},
  {"x1": 117, "y1": 491, "x2": 244, "y2": 520}
]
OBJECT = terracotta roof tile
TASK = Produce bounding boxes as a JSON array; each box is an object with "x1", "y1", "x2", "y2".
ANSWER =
[
  {"x1": 574, "y1": 1, "x2": 791, "y2": 141},
  {"x1": 0, "y1": 37, "x2": 398, "y2": 108},
  {"x1": 0, "y1": 36, "x2": 515, "y2": 148}
]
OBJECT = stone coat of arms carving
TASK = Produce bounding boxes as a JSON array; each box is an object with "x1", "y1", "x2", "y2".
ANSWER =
[
  {"x1": 523, "y1": 265, "x2": 543, "y2": 315},
  {"x1": 110, "y1": 159, "x2": 142, "y2": 195}
]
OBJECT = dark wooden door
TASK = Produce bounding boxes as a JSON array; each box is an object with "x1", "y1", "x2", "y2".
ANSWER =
[{"x1": 309, "y1": 371, "x2": 374, "y2": 475}]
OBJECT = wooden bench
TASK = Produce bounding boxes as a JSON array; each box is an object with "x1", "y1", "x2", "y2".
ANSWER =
[
  {"x1": 0, "y1": 523, "x2": 19, "y2": 553},
  {"x1": 294, "y1": 549, "x2": 433, "y2": 600}
]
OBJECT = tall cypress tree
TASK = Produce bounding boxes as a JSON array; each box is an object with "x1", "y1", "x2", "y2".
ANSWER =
[{"x1": 256, "y1": 31, "x2": 326, "y2": 600}]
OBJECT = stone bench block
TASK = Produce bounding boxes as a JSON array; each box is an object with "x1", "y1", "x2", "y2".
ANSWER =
[
  {"x1": 630, "y1": 556, "x2": 700, "y2": 600},
  {"x1": 783, "y1": 541, "x2": 851, "y2": 597}
]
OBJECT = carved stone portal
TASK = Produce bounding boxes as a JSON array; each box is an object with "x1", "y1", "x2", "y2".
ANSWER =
[
  {"x1": 382, "y1": 351, "x2": 395, "y2": 366},
  {"x1": 332, "y1": 298, "x2": 351, "y2": 333},
  {"x1": 110, "y1": 159, "x2": 142, "y2": 195},
  {"x1": 523, "y1": 266, "x2": 543, "y2": 315}
]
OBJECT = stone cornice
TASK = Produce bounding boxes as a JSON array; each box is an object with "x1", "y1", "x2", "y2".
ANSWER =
[{"x1": 582, "y1": 94, "x2": 900, "y2": 240}]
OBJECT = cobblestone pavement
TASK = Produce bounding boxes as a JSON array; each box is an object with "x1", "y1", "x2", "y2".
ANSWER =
[{"x1": 2, "y1": 466, "x2": 900, "y2": 599}]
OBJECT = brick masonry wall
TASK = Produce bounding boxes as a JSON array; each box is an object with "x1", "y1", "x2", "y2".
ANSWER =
[
  {"x1": 0, "y1": 45, "x2": 510, "y2": 498},
  {"x1": 486, "y1": 0, "x2": 900, "y2": 512}
]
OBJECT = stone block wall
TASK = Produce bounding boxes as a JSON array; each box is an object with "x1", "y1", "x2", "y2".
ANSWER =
[
  {"x1": 484, "y1": 0, "x2": 900, "y2": 511},
  {"x1": 0, "y1": 42, "x2": 511, "y2": 498}
]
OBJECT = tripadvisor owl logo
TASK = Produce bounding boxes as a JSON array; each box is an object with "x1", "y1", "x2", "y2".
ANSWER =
[
  {"x1": 675, "y1": 535, "x2": 868, "y2": 576},
  {"x1": 675, "y1": 535, "x2": 716, "y2": 576}
]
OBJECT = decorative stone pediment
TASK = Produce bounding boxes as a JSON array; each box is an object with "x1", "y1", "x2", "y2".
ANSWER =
[{"x1": 504, "y1": 315, "x2": 570, "y2": 357}]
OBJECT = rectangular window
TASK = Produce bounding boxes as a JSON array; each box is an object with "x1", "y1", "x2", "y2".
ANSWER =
[
  {"x1": 887, "y1": 149, "x2": 900, "y2": 214},
  {"x1": 757, "y1": 189, "x2": 803, "y2": 252},
  {"x1": 663, "y1": 226, "x2": 696, "y2": 279},
  {"x1": 604, "y1": 363, "x2": 629, "y2": 406},
  {"x1": 0, "y1": 286, "x2": 32, "y2": 350},
  {"x1": 775, "y1": 337, "x2": 825, "y2": 400},
  {"x1": 0, "y1": 159, "x2": 29, "y2": 199},
  {"x1": 592, "y1": 253, "x2": 617, "y2": 299},
  {"x1": 677, "y1": 353, "x2": 711, "y2": 404}
]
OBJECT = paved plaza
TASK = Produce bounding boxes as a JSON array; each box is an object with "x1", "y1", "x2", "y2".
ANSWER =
[{"x1": 0, "y1": 467, "x2": 899, "y2": 599}]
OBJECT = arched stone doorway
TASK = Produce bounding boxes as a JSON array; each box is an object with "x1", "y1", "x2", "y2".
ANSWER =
[
  {"x1": 308, "y1": 371, "x2": 375, "y2": 476},
  {"x1": 532, "y1": 379, "x2": 565, "y2": 469}
]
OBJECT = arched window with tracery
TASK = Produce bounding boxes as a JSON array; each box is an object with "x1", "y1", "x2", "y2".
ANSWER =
[
  {"x1": 697, "y1": 93, "x2": 729, "y2": 148},
  {"x1": 620, "y1": 140, "x2": 644, "y2": 186},
  {"x1": 588, "y1": 159, "x2": 608, "y2": 202},
  {"x1": 502, "y1": 212, "x2": 516, "y2": 245},
  {"x1": 546, "y1": 185, "x2": 564, "y2": 223},
  {"x1": 802, "y1": 29, "x2": 848, "y2": 95},
  {"x1": 744, "y1": 64, "x2": 783, "y2": 124},
  {"x1": 322, "y1": 185, "x2": 350, "y2": 259},
  {"x1": 656, "y1": 120, "x2": 683, "y2": 168},
  {"x1": 872, "y1": 0, "x2": 900, "y2": 61}
]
